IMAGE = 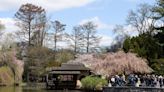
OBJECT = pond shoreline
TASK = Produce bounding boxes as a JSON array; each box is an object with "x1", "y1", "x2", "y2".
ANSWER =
[
  {"x1": 2, "y1": 86, "x2": 164, "y2": 92},
  {"x1": 0, "y1": 86, "x2": 102, "y2": 92},
  {"x1": 11, "y1": 83, "x2": 101, "y2": 92},
  {"x1": 103, "y1": 86, "x2": 164, "y2": 92}
]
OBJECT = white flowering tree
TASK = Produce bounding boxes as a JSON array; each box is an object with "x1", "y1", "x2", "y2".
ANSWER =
[{"x1": 69, "y1": 51, "x2": 153, "y2": 77}]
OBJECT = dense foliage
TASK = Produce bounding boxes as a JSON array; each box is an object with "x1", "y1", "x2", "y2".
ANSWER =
[
  {"x1": 22, "y1": 46, "x2": 74, "y2": 82},
  {"x1": 81, "y1": 76, "x2": 107, "y2": 90}
]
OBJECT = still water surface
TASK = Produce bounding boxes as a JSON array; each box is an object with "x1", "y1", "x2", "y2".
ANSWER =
[{"x1": 0, "y1": 87, "x2": 83, "y2": 92}]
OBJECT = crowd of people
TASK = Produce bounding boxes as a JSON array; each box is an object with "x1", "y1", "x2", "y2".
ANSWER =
[{"x1": 108, "y1": 74, "x2": 164, "y2": 88}]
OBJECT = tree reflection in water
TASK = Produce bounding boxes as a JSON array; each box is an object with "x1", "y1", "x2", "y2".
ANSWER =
[{"x1": 0, "y1": 87, "x2": 83, "y2": 92}]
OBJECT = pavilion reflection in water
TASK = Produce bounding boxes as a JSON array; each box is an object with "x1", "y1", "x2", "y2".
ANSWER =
[{"x1": 46, "y1": 63, "x2": 91, "y2": 89}]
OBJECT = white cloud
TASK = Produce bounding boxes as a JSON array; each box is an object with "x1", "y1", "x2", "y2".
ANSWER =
[
  {"x1": 123, "y1": 25, "x2": 139, "y2": 37},
  {"x1": 0, "y1": 0, "x2": 95, "y2": 12},
  {"x1": 79, "y1": 16, "x2": 114, "y2": 30},
  {"x1": 0, "y1": 18, "x2": 18, "y2": 33},
  {"x1": 113, "y1": 24, "x2": 139, "y2": 37},
  {"x1": 98, "y1": 34, "x2": 113, "y2": 46}
]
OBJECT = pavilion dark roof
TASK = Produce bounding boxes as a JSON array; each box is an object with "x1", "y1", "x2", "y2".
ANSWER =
[
  {"x1": 49, "y1": 71, "x2": 81, "y2": 74},
  {"x1": 47, "y1": 63, "x2": 90, "y2": 72}
]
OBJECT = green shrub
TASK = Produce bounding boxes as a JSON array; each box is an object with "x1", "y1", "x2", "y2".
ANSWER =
[
  {"x1": 81, "y1": 76, "x2": 107, "y2": 90},
  {"x1": 151, "y1": 58, "x2": 164, "y2": 75},
  {"x1": 0, "y1": 66, "x2": 14, "y2": 85}
]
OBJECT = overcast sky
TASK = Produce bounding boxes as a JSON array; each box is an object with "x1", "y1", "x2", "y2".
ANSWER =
[{"x1": 0, "y1": 0, "x2": 155, "y2": 47}]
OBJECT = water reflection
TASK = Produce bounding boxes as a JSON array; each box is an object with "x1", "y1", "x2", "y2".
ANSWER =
[
  {"x1": 0, "y1": 87, "x2": 83, "y2": 92},
  {"x1": 0, "y1": 87, "x2": 22, "y2": 92}
]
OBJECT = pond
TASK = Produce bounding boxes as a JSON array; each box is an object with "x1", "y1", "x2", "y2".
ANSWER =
[{"x1": 0, "y1": 87, "x2": 84, "y2": 92}]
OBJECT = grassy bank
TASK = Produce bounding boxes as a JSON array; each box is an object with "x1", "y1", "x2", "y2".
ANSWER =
[{"x1": 0, "y1": 66, "x2": 14, "y2": 86}]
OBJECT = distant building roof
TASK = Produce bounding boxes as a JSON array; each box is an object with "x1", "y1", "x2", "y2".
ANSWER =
[
  {"x1": 47, "y1": 63, "x2": 90, "y2": 72},
  {"x1": 49, "y1": 71, "x2": 80, "y2": 74}
]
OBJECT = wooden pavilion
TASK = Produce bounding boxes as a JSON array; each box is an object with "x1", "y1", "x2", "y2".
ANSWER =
[{"x1": 46, "y1": 63, "x2": 91, "y2": 89}]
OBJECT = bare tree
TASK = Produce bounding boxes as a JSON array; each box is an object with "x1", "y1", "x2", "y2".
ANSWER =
[
  {"x1": 15, "y1": 3, "x2": 45, "y2": 46},
  {"x1": 31, "y1": 10, "x2": 49, "y2": 46},
  {"x1": 126, "y1": 4, "x2": 155, "y2": 34},
  {"x1": 15, "y1": 3, "x2": 47, "y2": 83},
  {"x1": 111, "y1": 25, "x2": 129, "y2": 51},
  {"x1": 81, "y1": 21, "x2": 101, "y2": 53},
  {"x1": 51, "y1": 20, "x2": 66, "y2": 51},
  {"x1": 66, "y1": 26, "x2": 84, "y2": 55}
]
